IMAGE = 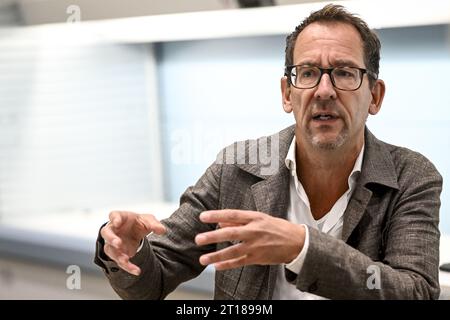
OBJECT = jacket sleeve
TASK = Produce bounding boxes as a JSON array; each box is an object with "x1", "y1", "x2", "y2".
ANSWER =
[
  {"x1": 94, "y1": 162, "x2": 222, "y2": 300},
  {"x1": 288, "y1": 158, "x2": 443, "y2": 299}
]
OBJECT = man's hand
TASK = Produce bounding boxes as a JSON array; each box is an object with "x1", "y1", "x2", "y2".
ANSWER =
[
  {"x1": 100, "y1": 211, "x2": 166, "y2": 276},
  {"x1": 195, "y1": 210, "x2": 305, "y2": 271}
]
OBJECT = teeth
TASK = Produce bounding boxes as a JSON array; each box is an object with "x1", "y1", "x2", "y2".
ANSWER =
[{"x1": 318, "y1": 115, "x2": 332, "y2": 120}]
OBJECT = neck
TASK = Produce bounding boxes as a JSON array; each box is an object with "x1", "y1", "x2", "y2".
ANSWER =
[
  {"x1": 296, "y1": 140, "x2": 362, "y2": 177},
  {"x1": 294, "y1": 129, "x2": 364, "y2": 219}
]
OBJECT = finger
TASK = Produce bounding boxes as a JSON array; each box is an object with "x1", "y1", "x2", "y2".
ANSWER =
[
  {"x1": 104, "y1": 244, "x2": 134, "y2": 267},
  {"x1": 118, "y1": 256, "x2": 141, "y2": 276},
  {"x1": 109, "y1": 211, "x2": 127, "y2": 229},
  {"x1": 214, "y1": 255, "x2": 249, "y2": 271},
  {"x1": 103, "y1": 243, "x2": 123, "y2": 262},
  {"x1": 138, "y1": 214, "x2": 167, "y2": 235},
  {"x1": 195, "y1": 226, "x2": 244, "y2": 246},
  {"x1": 104, "y1": 244, "x2": 141, "y2": 276},
  {"x1": 199, "y1": 210, "x2": 258, "y2": 224},
  {"x1": 101, "y1": 224, "x2": 122, "y2": 248},
  {"x1": 199, "y1": 243, "x2": 247, "y2": 266}
]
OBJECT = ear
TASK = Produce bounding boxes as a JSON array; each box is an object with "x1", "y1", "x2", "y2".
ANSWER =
[
  {"x1": 368, "y1": 79, "x2": 385, "y2": 115},
  {"x1": 281, "y1": 76, "x2": 293, "y2": 113}
]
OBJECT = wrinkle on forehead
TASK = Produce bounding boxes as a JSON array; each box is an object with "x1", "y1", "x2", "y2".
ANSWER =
[{"x1": 293, "y1": 22, "x2": 365, "y2": 68}]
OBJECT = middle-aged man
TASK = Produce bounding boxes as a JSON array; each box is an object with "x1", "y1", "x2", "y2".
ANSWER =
[{"x1": 95, "y1": 4, "x2": 443, "y2": 299}]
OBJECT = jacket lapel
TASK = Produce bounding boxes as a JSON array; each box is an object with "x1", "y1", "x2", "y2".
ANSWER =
[
  {"x1": 342, "y1": 128, "x2": 399, "y2": 242},
  {"x1": 251, "y1": 169, "x2": 290, "y2": 219},
  {"x1": 233, "y1": 125, "x2": 294, "y2": 299},
  {"x1": 236, "y1": 125, "x2": 294, "y2": 220},
  {"x1": 251, "y1": 168, "x2": 290, "y2": 299},
  {"x1": 341, "y1": 185, "x2": 373, "y2": 242}
]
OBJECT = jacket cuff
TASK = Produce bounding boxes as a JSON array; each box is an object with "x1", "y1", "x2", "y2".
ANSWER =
[{"x1": 292, "y1": 227, "x2": 348, "y2": 296}]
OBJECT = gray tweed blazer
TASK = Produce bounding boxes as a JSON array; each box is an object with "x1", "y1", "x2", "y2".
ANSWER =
[{"x1": 95, "y1": 125, "x2": 442, "y2": 299}]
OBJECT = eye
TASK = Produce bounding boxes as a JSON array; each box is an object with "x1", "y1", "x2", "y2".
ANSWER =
[
  {"x1": 334, "y1": 68, "x2": 357, "y2": 79},
  {"x1": 298, "y1": 67, "x2": 318, "y2": 79}
]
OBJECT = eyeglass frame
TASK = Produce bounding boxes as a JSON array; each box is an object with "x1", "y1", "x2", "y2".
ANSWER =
[{"x1": 284, "y1": 64, "x2": 378, "y2": 91}]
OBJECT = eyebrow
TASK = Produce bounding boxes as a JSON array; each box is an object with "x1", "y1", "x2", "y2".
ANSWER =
[
  {"x1": 333, "y1": 59, "x2": 360, "y2": 68},
  {"x1": 294, "y1": 59, "x2": 361, "y2": 68}
]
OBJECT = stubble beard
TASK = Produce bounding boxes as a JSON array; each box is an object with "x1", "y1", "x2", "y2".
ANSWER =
[{"x1": 307, "y1": 126, "x2": 349, "y2": 150}]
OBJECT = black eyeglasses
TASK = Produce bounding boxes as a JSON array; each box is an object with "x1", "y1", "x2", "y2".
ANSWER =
[{"x1": 285, "y1": 65, "x2": 378, "y2": 91}]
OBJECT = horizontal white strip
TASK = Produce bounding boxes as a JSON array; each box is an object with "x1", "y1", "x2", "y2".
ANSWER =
[{"x1": 0, "y1": 0, "x2": 449, "y2": 44}]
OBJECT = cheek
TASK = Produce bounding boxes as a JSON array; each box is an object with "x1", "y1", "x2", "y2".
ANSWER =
[
  {"x1": 342, "y1": 92, "x2": 370, "y2": 119},
  {"x1": 360, "y1": 91, "x2": 373, "y2": 115},
  {"x1": 351, "y1": 95, "x2": 371, "y2": 123},
  {"x1": 291, "y1": 92, "x2": 311, "y2": 120}
]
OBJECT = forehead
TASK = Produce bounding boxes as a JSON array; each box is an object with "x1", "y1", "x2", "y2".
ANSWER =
[{"x1": 293, "y1": 22, "x2": 365, "y2": 66}]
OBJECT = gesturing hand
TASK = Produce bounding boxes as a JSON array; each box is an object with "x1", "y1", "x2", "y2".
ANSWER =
[
  {"x1": 195, "y1": 210, "x2": 305, "y2": 271},
  {"x1": 100, "y1": 211, "x2": 166, "y2": 276}
]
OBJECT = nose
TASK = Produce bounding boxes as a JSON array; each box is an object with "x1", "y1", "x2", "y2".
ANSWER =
[{"x1": 314, "y1": 73, "x2": 337, "y2": 100}]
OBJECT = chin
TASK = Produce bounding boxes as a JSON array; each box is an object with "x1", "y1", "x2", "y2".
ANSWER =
[{"x1": 311, "y1": 133, "x2": 347, "y2": 150}]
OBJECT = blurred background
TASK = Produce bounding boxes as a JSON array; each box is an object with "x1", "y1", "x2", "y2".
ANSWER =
[{"x1": 0, "y1": 0, "x2": 449, "y2": 299}]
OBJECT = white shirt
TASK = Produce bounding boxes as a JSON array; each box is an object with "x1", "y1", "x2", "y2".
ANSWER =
[{"x1": 272, "y1": 136, "x2": 364, "y2": 300}]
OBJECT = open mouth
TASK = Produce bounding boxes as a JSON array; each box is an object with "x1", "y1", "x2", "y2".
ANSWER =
[{"x1": 312, "y1": 113, "x2": 339, "y2": 121}]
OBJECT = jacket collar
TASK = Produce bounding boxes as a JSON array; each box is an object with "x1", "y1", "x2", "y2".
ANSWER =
[
  {"x1": 234, "y1": 125, "x2": 295, "y2": 180},
  {"x1": 359, "y1": 128, "x2": 399, "y2": 190}
]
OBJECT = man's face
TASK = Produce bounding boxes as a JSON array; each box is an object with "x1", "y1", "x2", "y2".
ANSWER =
[{"x1": 282, "y1": 22, "x2": 384, "y2": 151}]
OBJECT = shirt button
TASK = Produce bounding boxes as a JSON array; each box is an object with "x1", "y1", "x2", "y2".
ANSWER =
[{"x1": 110, "y1": 267, "x2": 120, "y2": 272}]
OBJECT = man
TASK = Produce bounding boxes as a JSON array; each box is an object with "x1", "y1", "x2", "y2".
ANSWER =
[{"x1": 95, "y1": 4, "x2": 442, "y2": 299}]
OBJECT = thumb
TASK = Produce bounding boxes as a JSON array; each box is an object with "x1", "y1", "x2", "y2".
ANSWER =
[{"x1": 139, "y1": 214, "x2": 167, "y2": 236}]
